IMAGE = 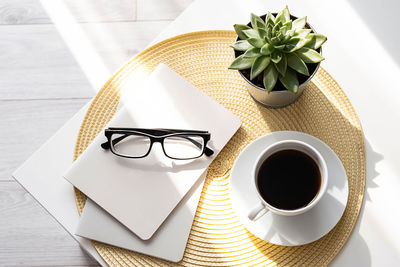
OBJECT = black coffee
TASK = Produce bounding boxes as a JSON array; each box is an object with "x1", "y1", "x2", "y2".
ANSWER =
[{"x1": 257, "y1": 149, "x2": 321, "y2": 210}]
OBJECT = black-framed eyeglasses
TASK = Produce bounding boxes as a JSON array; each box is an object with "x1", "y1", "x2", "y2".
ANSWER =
[{"x1": 101, "y1": 128, "x2": 214, "y2": 160}]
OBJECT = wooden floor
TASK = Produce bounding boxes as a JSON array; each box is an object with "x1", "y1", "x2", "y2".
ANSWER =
[{"x1": 0, "y1": 0, "x2": 193, "y2": 266}]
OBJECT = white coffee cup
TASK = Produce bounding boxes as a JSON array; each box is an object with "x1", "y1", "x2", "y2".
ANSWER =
[{"x1": 248, "y1": 140, "x2": 328, "y2": 220}]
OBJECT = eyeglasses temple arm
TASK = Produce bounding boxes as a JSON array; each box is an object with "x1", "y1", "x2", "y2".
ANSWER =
[
  {"x1": 204, "y1": 146, "x2": 214, "y2": 156},
  {"x1": 101, "y1": 134, "x2": 128, "y2": 150}
]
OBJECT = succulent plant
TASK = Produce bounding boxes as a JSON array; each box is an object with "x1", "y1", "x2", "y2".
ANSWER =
[{"x1": 229, "y1": 7, "x2": 327, "y2": 93}]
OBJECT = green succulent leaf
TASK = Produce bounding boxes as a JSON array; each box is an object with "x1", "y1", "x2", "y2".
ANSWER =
[
  {"x1": 293, "y1": 28, "x2": 312, "y2": 38},
  {"x1": 271, "y1": 36, "x2": 280, "y2": 44},
  {"x1": 231, "y1": 40, "x2": 253, "y2": 51},
  {"x1": 266, "y1": 12, "x2": 276, "y2": 26},
  {"x1": 280, "y1": 26, "x2": 288, "y2": 36},
  {"x1": 247, "y1": 37, "x2": 266, "y2": 48},
  {"x1": 287, "y1": 53, "x2": 309, "y2": 75},
  {"x1": 279, "y1": 68, "x2": 299, "y2": 93},
  {"x1": 284, "y1": 44, "x2": 296, "y2": 52},
  {"x1": 283, "y1": 21, "x2": 292, "y2": 30},
  {"x1": 263, "y1": 64, "x2": 279, "y2": 92},
  {"x1": 304, "y1": 34, "x2": 327, "y2": 49},
  {"x1": 273, "y1": 21, "x2": 283, "y2": 33},
  {"x1": 295, "y1": 47, "x2": 324, "y2": 63},
  {"x1": 287, "y1": 29, "x2": 295, "y2": 37},
  {"x1": 266, "y1": 28, "x2": 273, "y2": 43},
  {"x1": 274, "y1": 53, "x2": 287, "y2": 75},
  {"x1": 243, "y1": 47, "x2": 261, "y2": 58},
  {"x1": 285, "y1": 37, "x2": 309, "y2": 52},
  {"x1": 292, "y1": 17, "x2": 307, "y2": 30},
  {"x1": 293, "y1": 29, "x2": 311, "y2": 39},
  {"x1": 267, "y1": 23, "x2": 273, "y2": 33},
  {"x1": 261, "y1": 43, "x2": 274, "y2": 55},
  {"x1": 251, "y1": 13, "x2": 266, "y2": 30},
  {"x1": 275, "y1": 6, "x2": 290, "y2": 24},
  {"x1": 258, "y1": 28, "x2": 268, "y2": 39},
  {"x1": 271, "y1": 50, "x2": 282, "y2": 63},
  {"x1": 234, "y1": 24, "x2": 251, "y2": 40},
  {"x1": 250, "y1": 56, "x2": 271, "y2": 80},
  {"x1": 228, "y1": 55, "x2": 256, "y2": 70},
  {"x1": 281, "y1": 34, "x2": 291, "y2": 43},
  {"x1": 277, "y1": 32, "x2": 285, "y2": 42},
  {"x1": 275, "y1": 44, "x2": 286, "y2": 50},
  {"x1": 243, "y1": 29, "x2": 260, "y2": 38}
]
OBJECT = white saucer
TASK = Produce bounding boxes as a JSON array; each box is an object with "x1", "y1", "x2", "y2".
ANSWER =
[{"x1": 229, "y1": 131, "x2": 348, "y2": 246}]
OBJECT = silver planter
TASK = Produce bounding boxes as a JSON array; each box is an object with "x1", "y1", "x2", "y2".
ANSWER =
[
  {"x1": 235, "y1": 13, "x2": 321, "y2": 108},
  {"x1": 240, "y1": 60, "x2": 320, "y2": 108}
]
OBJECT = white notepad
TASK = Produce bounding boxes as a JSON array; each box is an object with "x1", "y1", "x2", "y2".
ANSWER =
[
  {"x1": 64, "y1": 64, "x2": 241, "y2": 240},
  {"x1": 76, "y1": 174, "x2": 204, "y2": 262}
]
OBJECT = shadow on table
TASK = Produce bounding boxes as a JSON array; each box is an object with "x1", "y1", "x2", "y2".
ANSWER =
[
  {"x1": 363, "y1": 140, "x2": 383, "y2": 201},
  {"x1": 245, "y1": 77, "x2": 378, "y2": 265}
]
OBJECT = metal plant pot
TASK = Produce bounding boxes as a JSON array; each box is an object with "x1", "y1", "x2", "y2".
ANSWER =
[
  {"x1": 239, "y1": 59, "x2": 320, "y2": 108},
  {"x1": 234, "y1": 14, "x2": 322, "y2": 108}
]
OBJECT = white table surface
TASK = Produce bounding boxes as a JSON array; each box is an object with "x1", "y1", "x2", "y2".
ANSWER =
[{"x1": 6, "y1": 0, "x2": 400, "y2": 266}]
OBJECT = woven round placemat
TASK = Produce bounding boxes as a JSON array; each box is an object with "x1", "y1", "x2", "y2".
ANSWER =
[{"x1": 73, "y1": 30, "x2": 365, "y2": 266}]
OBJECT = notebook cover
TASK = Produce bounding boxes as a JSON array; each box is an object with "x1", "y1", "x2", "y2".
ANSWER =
[{"x1": 75, "y1": 173, "x2": 204, "y2": 262}]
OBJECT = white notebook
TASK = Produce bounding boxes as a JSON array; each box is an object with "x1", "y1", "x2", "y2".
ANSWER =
[
  {"x1": 64, "y1": 64, "x2": 241, "y2": 240},
  {"x1": 76, "y1": 174, "x2": 204, "y2": 262}
]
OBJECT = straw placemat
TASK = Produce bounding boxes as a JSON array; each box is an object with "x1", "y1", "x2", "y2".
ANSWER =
[{"x1": 73, "y1": 30, "x2": 365, "y2": 266}]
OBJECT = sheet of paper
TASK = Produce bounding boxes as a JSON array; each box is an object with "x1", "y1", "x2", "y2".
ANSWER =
[{"x1": 13, "y1": 102, "x2": 108, "y2": 266}]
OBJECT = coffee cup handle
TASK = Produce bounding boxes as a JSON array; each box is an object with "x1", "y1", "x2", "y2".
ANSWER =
[{"x1": 248, "y1": 202, "x2": 269, "y2": 221}]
